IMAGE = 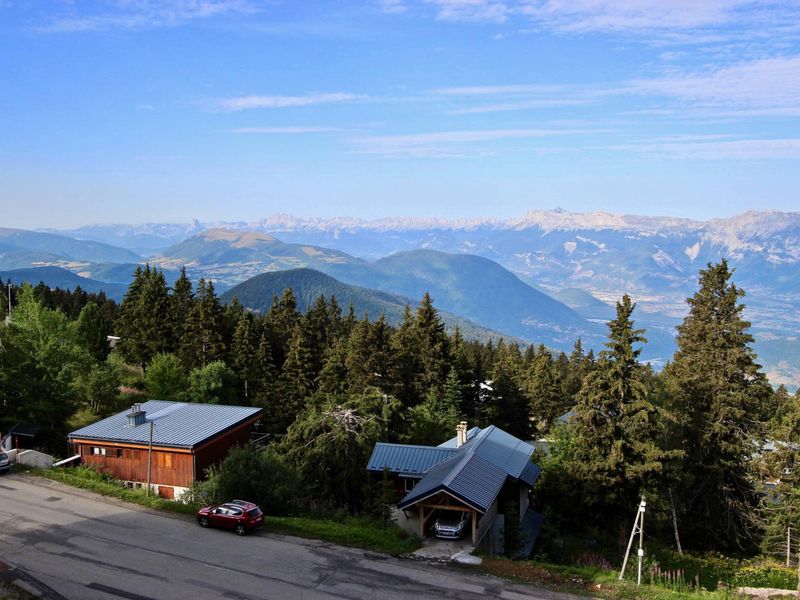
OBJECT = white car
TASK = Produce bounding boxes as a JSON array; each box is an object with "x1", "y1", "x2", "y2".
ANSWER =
[
  {"x1": 433, "y1": 511, "x2": 470, "y2": 539},
  {"x1": 0, "y1": 450, "x2": 10, "y2": 474}
]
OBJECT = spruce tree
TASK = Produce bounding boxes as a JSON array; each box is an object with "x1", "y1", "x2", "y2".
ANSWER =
[
  {"x1": 572, "y1": 295, "x2": 675, "y2": 531},
  {"x1": 180, "y1": 279, "x2": 225, "y2": 369},
  {"x1": 665, "y1": 260, "x2": 773, "y2": 551},
  {"x1": 231, "y1": 312, "x2": 257, "y2": 402},
  {"x1": 525, "y1": 347, "x2": 564, "y2": 434},
  {"x1": 168, "y1": 267, "x2": 193, "y2": 353},
  {"x1": 485, "y1": 340, "x2": 530, "y2": 439},
  {"x1": 413, "y1": 293, "x2": 450, "y2": 396}
]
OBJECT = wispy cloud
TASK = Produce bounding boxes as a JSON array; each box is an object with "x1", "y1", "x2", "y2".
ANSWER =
[
  {"x1": 38, "y1": 0, "x2": 257, "y2": 33},
  {"x1": 608, "y1": 137, "x2": 800, "y2": 160},
  {"x1": 630, "y1": 55, "x2": 800, "y2": 113},
  {"x1": 349, "y1": 127, "x2": 596, "y2": 157},
  {"x1": 229, "y1": 126, "x2": 343, "y2": 134},
  {"x1": 426, "y1": 0, "x2": 510, "y2": 23},
  {"x1": 214, "y1": 93, "x2": 368, "y2": 111}
]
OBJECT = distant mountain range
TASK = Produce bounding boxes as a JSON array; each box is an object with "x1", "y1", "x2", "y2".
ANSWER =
[
  {"x1": 0, "y1": 266, "x2": 129, "y2": 300},
  {"x1": 18, "y1": 208, "x2": 800, "y2": 387},
  {"x1": 220, "y1": 268, "x2": 521, "y2": 344}
]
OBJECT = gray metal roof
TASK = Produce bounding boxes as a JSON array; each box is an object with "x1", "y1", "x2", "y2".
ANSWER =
[
  {"x1": 366, "y1": 443, "x2": 457, "y2": 477},
  {"x1": 68, "y1": 401, "x2": 262, "y2": 449},
  {"x1": 391, "y1": 425, "x2": 539, "y2": 514},
  {"x1": 397, "y1": 451, "x2": 507, "y2": 513},
  {"x1": 437, "y1": 426, "x2": 481, "y2": 448},
  {"x1": 463, "y1": 426, "x2": 535, "y2": 480}
]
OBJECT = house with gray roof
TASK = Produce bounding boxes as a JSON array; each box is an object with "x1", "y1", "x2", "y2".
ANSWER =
[
  {"x1": 68, "y1": 401, "x2": 262, "y2": 500},
  {"x1": 367, "y1": 422, "x2": 542, "y2": 554}
]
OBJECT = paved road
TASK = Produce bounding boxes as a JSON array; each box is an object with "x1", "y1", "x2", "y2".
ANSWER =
[{"x1": 0, "y1": 474, "x2": 564, "y2": 600}]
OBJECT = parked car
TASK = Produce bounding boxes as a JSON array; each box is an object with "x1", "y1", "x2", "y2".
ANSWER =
[
  {"x1": 196, "y1": 501, "x2": 264, "y2": 536},
  {"x1": 433, "y1": 510, "x2": 470, "y2": 539},
  {"x1": 0, "y1": 450, "x2": 9, "y2": 474}
]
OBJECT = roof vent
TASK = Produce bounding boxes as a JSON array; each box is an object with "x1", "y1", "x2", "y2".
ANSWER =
[
  {"x1": 127, "y1": 404, "x2": 147, "y2": 427},
  {"x1": 456, "y1": 421, "x2": 468, "y2": 448}
]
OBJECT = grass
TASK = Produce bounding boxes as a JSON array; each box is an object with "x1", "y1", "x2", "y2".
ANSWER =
[
  {"x1": 0, "y1": 580, "x2": 39, "y2": 600},
  {"x1": 25, "y1": 467, "x2": 418, "y2": 555},
  {"x1": 481, "y1": 558, "x2": 739, "y2": 600}
]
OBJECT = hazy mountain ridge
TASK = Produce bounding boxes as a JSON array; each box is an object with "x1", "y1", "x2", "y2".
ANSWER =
[{"x1": 220, "y1": 268, "x2": 521, "y2": 344}]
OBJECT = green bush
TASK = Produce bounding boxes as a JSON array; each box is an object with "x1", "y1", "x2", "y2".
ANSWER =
[{"x1": 731, "y1": 563, "x2": 797, "y2": 590}]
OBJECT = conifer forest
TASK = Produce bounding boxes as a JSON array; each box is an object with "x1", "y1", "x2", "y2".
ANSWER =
[{"x1": 1, "y1": 260, "x2": 798, "y2": 564}]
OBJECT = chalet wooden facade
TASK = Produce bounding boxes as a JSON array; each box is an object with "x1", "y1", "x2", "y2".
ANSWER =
[{"x1": 69, "y1": 401, "x2": 262, "y2": 500}]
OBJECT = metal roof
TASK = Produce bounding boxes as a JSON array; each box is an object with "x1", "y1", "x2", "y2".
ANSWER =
[
  {"x1": 366, "y1": 443, "x2": 457, "y2": 477},
  {"x1": 437, "y1": 426, "x2": 481, "y2": 448},
  {"x1": 396, "y1": 452, "x2": 507, "y2": 513},
  {"x1": 68, "y1": 401, "x2": 262, "y2": 449},
  {"x1": 463, "y1": 426, "x2": 536, "y2": 480},
  {"x1": 390, "y1": 425, "x2": 539, "y2": 514}
]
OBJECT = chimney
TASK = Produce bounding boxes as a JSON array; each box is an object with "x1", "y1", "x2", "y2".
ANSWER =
[
  {"x1": 456, "y1": 421, "x2": 468, "y2": 448},
  {"x1": 127, "y1": 403, "x2": 147, "y2": 427}
]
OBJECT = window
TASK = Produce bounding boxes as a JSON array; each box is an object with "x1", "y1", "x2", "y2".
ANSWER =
[
  {"x1": 116, "y1": 449, "x2": 123, "y2": 458},
  {"x1": 403, "y1": 478, "x2": 417, "y2": 492},
  {"x1": 91, "y1": 447, "x2": 107, "y2": 456}
]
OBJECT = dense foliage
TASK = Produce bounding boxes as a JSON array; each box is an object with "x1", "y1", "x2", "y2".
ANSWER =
[{"x1": 1, "y1": 259, "x2": 797, "y2": 561}]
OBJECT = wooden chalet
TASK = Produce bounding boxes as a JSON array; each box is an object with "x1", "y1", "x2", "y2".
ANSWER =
[{"x1": 68, "y1": 401, "x2": 262, "y2": 500}]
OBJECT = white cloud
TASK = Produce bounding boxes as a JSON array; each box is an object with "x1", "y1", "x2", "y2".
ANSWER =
[
  {"x1": 609, "y1": 138, "x2": 800, "y2": 160},
  {"x1": 215, "y1": 93, "x2": 367, "y2": 111},
  {"x1": 39, "y1": 0, "x2": 257, "y2": 33},
  {"x1": 349, "y1": 127, "x2": 594, "y2": 157},
  {"x1": 379, "y1": 0, "x2": 408, "y2": 14},
  {"x1": 426, "y1": 0, "x2": 510, "y2": 23},
  {"x1": 631, "y1": 55, "x2": 800, "y2": 112}
]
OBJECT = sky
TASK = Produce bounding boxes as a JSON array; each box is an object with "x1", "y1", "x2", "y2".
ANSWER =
[{"x1": 1, "y1": 0, "x2": 800, "y2": 228}]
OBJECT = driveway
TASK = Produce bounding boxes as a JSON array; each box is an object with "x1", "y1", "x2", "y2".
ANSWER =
[{"x1": 0, "y1": 474, "x2": 575, "y2": 600}]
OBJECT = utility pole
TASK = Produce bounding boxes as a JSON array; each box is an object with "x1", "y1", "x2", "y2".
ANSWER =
[
  {"x1": 619, "y1": 497, "x2": 647, "y2": 586},
  {"x1": 146, "y1": 420, "x2": 154, "y2": 497}
]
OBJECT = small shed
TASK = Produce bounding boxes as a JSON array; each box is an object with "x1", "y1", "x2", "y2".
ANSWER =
[{"x1": 68, "y1": 401, "x2": 262, "y2": 500}]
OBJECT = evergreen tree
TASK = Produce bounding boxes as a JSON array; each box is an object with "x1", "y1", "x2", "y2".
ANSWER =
[
  {"x1": 180, "y1": 279, "x2": 225, "y2": 369},
  {"x1": 485, "y1": 341, "x2": 530, "y2": 439},
  {"x1": 413, "y1": 293, "x2": 451, "y2": 396},
  {"x1": 665, "y1": 260, "x2": 773, "y2": 551},
  {"x1": 389, "y1": 305, "x2": 422, "y2": 408},
  {"x1": 524, "y1": 347, "x2": 564, "y2": 434},
  {"x1": 117, "y1": 265, "x2": 171, "y2": 368},
  {"x1": 231, "y1": 312, "x2": 257, "y2": 402},
  {"x1": 572, "y1": 295, "x2": 676, "y2": 532},
  {"x1": 168, "y1": 267, "x2": 193, "y2": 353},
  {"x1": 345, "y1": 314, "x2": 393, "y2": 394},
  {"x1": 405, "y1": 368, "x2": 462, "y2": 445},
  {"x1": 274, "y1": 321, "x2": 317, "y2": 432},
  {"x1": 266, "y1": 288, "x2": 298, "y2": 367}
]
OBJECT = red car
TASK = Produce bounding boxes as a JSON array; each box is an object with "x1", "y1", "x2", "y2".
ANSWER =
[{"x1": 196, "y1": 500, "x2": 264, "y2": 536}]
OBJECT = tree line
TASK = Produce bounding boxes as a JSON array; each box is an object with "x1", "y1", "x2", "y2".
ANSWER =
[{"x1": 0, "y1": 260, "x2": 798, "y2": 556}]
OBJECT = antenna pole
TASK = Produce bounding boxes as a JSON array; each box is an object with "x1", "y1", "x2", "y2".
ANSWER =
[{"x1": 619, "y1": 497, "x2": 646, "y2": 585}]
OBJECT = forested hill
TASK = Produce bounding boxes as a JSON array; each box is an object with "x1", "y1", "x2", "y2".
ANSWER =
[{"x1": 220, "y1": 268, "x2": 518, "y2": 343}]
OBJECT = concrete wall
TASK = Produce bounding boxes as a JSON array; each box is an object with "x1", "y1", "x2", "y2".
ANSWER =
[{"x1": 17, "y1": 450, "x2": 53, "y2": 468}]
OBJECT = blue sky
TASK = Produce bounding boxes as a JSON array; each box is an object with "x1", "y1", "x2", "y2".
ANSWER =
[{"x1": 2, "y1": 0, "x2": 800, "y2": 228}]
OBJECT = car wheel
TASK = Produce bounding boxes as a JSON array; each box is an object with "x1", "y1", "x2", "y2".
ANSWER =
[
  {"x1": 235, "y1": 524, "x2": 246, "y2": 536},
  {"x1": 199, "y1": 517, "x2": 209, "y2": 528}
]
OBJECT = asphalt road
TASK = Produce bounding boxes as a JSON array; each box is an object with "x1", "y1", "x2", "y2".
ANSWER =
[{"x1": 0, "y1": 474, "x2": 566, "y2": 600}]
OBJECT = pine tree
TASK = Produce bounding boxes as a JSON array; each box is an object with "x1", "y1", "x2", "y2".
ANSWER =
[
  {"x1": 524, "y1": 347, "x2": 564, "y2": 434},
  {"x1": 665, "y1": 260, "x2": 773, "y2": 551},
  {"x1": 168, "y1": 267, "x2": 193, "y2": 353},
  {"x1": 231, "y1": 312, "x2": 257, "y2": 402},
  {"x1": 180, "y1": 279, "x2": 225, "y2": 369},
  {"x1": 345, "y1": 314, "x2": 393, "y2": 394},
  {"x1": 117, "y1": 265, "x2": 171, "y2": 369},
  {"x1": 413, "y1": 293, "x2": 451, "y2": 396},
  {"x1": 274, "y1": 321, "x2": 317, "y2": 432},
  {"x1": 485, "y1": 341, "x2": 530, "y2": 439},
  {"x1": 266, "y1": 288, "x2": 298, "y2": 367},
  {"x1": 572, "y1": 295, "x2": 676, "y2": 531}
]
